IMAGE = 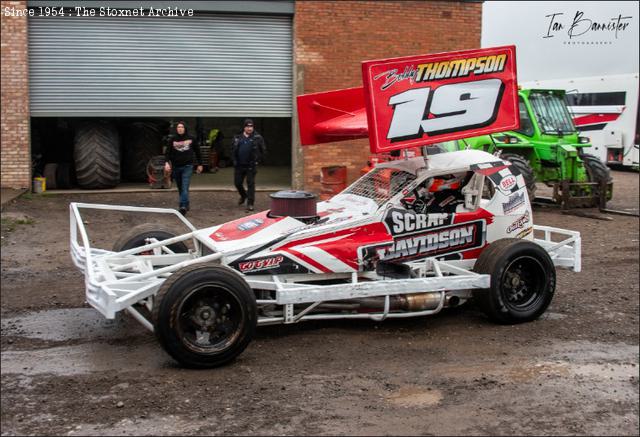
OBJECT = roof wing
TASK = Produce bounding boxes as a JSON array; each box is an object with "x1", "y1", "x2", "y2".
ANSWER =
[{"x1": 297, "y1": 46, "x2": 520, "y2": 154}]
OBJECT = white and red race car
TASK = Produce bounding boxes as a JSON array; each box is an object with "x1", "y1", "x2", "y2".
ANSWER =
[
  {"x1": 70, "y1": 148, "x2": 580, "y2": 367},
  {"x1": 70, "y1": 47, "x2": 581, "y2": 368}
]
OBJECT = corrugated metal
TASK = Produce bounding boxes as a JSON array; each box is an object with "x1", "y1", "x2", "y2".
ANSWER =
[{"x1": 28, "y1": 14, "x2": 293, "y2": 117}]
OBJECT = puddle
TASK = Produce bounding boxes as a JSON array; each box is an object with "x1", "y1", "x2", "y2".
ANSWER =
[
  {"x1": 1, "y1": 341, "x2": 167, "y2": 376},
  {"x1": 66, "y1": 414, "x2": 210, "y2": 436},
  {"x1": 548, "y1": 340, "x2": 639, "y2": 364},
  {"x1": 422, "y1": 341, "x2": 639, "y2": 384},
  {"x1": 539, "y1": 311, "x2": 566, "y2": 320},
  {"x1": 2, "y1": 308, "x2": 145, "y2": 342},
  {"x1": 387, "y1": 386, "x2": 443, "y2": 407}
]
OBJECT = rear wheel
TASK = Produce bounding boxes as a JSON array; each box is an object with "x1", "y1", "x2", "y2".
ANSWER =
[
  {"x1": 474, "y1": 238, "x2": 555, "y2": 324},
  {"x1": 152, "y1": 264, "x2": 257, "y2": 368},
  {"x1": 501, "y1": 153, "x2": 537, "y2": 200}
]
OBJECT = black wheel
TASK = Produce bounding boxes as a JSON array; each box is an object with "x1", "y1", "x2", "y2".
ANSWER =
[
  {"x1": 152, "y1": 264, "x2": 257, "y2": 368},
  {"x1": 474, "y1": 238, "x2": 555, "y2": 324},
  {"x1": 122, "y1": 122, "x2": 163, "y2": 182},
  {"x1": 581, "y1": 153, "x2": 612, "y2": 201},
  {"x1": 112, "y1": 223, "x2": 189, "y2": 254},
  {"x1": 43, "y1": 163, "x2": 58, "y2": 190},
  {"x1": 73, "y1": 120, "x2": 120, "y2": 189},
  {"x1": 501, "y1": 153, "x2": 537, "y2": 200},
  {"x1": 55, "y1": 162, "x2": 75, "y2": 189}
]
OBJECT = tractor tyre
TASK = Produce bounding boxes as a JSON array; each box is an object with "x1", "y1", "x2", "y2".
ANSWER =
[
  {"x1": 112, "y1": 223, "x2": 189, "y2": 254},
  {"x1": 152, "y1": 264, "x2": 257, "y2": 368},
  {"x1": 500, "y1": 153, "x2": 537, "y2": 200},
  {"x1": 73, "y1": 121, "x2": 120, "y2": 189},
  {"x1": 474, "y1": 238, "x2": 555, "y2": 324},
  {"x1": 582, "y1": 153, "x2": 612, "y2": 201},
  {"x1": 122, "y1": 122, "x2": 163, "y2": 182}
]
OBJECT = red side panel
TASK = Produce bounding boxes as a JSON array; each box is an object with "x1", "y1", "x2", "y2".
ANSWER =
[
  {"x1": 362, "y1": 45, "x2": 519, "y2": 153},
  {"x1": 573, "y1": 113, "x2": 620, "y2": 126}
]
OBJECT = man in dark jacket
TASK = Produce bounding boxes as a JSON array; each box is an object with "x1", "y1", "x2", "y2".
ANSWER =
[
  {"x1": 231, "y1": 119, "x2": 266, "y2": 212},
  {"x1": 164, "y1": 121, "x2": 203, "y2": 216}
]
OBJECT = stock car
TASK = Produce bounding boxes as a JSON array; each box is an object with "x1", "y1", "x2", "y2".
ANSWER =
[{"x1": 70, "y1": 148, "x2": 581, "y2": 368}]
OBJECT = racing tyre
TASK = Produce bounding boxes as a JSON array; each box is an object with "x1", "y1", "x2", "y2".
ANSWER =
[
  {"x1": 122, "y1": 122, "x2": 163, "y2": 182},
  {"x1": 474, "y1": 238, "x2": 555, "y2": 324},
  {"x1": 73, "y1": 121, "x2": 120, "y2": 189},
  {"x1": 581, "y1": 153, "x2": 612, "y2": 201},
  {"x1": 152, "y1": 264, "x2": 257, "y2": 368},
  {"x1": 500, "y1": 153, "x2": 537, "y2": 200},
  {"x1": 112, "y1": 223, "x2": 189, "y2": 254}
]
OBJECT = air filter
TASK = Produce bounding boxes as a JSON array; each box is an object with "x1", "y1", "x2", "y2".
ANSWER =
[{"x1": 270, "y1": 190, "x2": 317, "y2": 219}]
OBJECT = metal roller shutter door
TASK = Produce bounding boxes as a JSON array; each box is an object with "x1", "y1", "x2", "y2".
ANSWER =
[{"x1": 28, "y1": 14, "x2": 292, "y2": 117}]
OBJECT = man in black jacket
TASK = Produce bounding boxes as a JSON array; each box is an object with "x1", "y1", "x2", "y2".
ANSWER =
[
  {"x1": 232, "y1": 119, "x2": 266, "y2": 212},
  {"x1": 164, "y1": 121, "x2": 203, "y2": 216}
]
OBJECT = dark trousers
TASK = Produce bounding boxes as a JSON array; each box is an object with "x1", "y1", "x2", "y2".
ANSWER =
[
  {"x1": 234, "y1": 166, "x2": 256, "y2": 205},
  {"x1": 172, "y1": 164, "x2": 193, "y2": 209}
]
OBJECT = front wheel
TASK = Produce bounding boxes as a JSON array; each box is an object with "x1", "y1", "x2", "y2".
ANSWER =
[
  {"x1": 474, "y1": 238, "x2": 555, "y2": 324},
  {"x1": 152, "y1": 264, "x2": 257, "y2": 368},
  {"x1": 112, "y1": 223, "x2": 188, "y2": 254},
  {"x1": 581, "y1": 153, "x2": 612, "y2": 203}
]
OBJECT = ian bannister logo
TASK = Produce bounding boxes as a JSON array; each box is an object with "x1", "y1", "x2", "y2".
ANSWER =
[
  {"x1": 543, "y1": 10, "x2": 632, "y2": 44},
  {"x1": 3, "y1": 5, "x2": 194, "y2": 17}
]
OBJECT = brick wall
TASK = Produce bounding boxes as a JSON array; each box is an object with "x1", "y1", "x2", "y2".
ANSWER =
[
  {"x1": 1, "y1": 0, "x2": 30, "y2": 189},
  {"x1": 294, "y1": 0, "x2": 482, "y2": 192}
]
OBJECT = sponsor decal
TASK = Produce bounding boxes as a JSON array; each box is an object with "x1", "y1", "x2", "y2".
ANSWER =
[
  {"x1": 238, "y1": 255, "x2": 284, "y2": 273},
  {"x1": 384, "y1": 209, "x2": 452, "y2": 235},
  {"x1": 379, "y1": 220, "x2": 485, "y2": 262},
  {"x1": 500, "y1": 175, "x2": 517, "y2": 192},
  {"x1": 502, "y1": 192, "x2": 525, "y2": 214},
  {"x1": 237, "y1": 218, "x2": 264, "y2": 231},
  {"x1": 471, "y1": 161, "x2": 521, "y2": 194},
  {"x1": 516, "y1": 227, "x2": 533, "y2": 239},
  {"x1": 506, "y1": 211, "x2": 530, "y2": 233}
]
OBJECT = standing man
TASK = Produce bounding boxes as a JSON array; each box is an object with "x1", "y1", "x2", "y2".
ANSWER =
[
  {"x1": 164, "y1": 121, "x2": 203, "y2": 216},
  {"x1": 232, "y1": 119, "x2": 266, "y2": 212}
]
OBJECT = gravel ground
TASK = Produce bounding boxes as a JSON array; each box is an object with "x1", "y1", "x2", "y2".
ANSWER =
[{"x1": 1, "y1": 170, "x2": 638, "y2": 436}]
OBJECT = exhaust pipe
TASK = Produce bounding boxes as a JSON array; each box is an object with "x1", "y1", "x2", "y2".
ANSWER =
[{"x1": 356, "y1": 293, "x2": 442, "y2": 311}]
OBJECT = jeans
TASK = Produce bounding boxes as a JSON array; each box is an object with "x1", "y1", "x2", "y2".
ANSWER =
[
  {"x1": 172, "y1": 164, "x2": 193, "y2": 209},
  {"x1": 234, "y1": 166, "x2": 256, "y2": 205}
]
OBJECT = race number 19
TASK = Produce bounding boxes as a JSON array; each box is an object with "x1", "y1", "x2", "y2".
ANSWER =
[{"x1": 386, "y1": 78, "x2": 504, "y2": 140}]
